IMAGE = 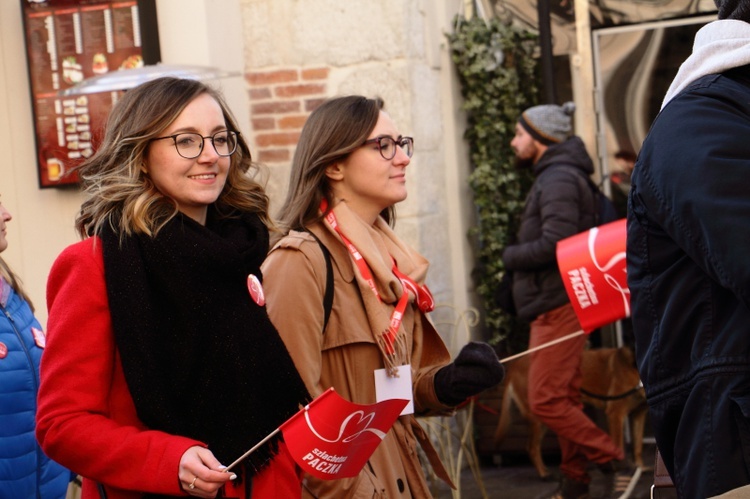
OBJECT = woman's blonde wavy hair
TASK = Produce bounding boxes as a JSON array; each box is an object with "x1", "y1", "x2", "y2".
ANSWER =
[
  {"x1": 275, "y1": 95, "x2": 394, "y2": 237},
  {"x1": 75, "y1": 77, "x2": 270, "y2": 239}
]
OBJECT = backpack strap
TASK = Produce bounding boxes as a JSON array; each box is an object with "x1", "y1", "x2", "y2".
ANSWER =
[{"x1": 305, "y1": 229, "x2": 334, "y2": 333}]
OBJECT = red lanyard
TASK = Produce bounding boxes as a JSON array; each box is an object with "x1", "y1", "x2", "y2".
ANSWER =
[
  {"x1": 392, "y1": 265, "x2": 435, "y2": 313},
  {"x1": 321, "y1": 201, "x2": 434, "y2": 354}
]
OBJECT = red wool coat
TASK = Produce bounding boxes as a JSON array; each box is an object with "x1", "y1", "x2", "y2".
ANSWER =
[{"x1": 36, "y1": 237, "x2": 300, "y2": 499}]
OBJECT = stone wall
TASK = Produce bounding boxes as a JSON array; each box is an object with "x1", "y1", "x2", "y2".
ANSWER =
[{"x1": 239, "y1": 0, "x2": 476, "y2": 313}]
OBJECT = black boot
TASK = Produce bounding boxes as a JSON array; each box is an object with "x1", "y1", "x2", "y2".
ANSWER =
[{"x1": 545, "y1": 475, "x2": 590, "y2": 499}]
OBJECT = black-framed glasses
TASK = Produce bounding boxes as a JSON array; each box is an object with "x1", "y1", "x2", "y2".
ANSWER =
[
  {"x1": 362, "y1": 135, "x2": 414, "y2": 160},
  {"x1": 151, "y1": 130, "x2": 239, "y2": 159}
]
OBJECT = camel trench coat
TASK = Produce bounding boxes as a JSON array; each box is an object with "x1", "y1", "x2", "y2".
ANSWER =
[{"x1": 262, "y1": 225, "x2": 456, "y2": 498}]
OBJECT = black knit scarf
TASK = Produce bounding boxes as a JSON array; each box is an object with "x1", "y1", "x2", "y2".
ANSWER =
[{"x1": 101, "y1": 208, "x2": 310, "y2": 493}]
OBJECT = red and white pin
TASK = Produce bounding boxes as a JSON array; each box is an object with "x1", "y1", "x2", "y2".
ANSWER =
[
  {"x1": 0, "y1": 342, "x2": 7, "y2": 359},
  {"x1": 247, "y1": 274, "x2": 266, "y2": 307}
]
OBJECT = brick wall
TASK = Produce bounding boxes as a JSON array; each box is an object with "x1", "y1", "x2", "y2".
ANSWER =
[{"x1": 245, "y1": 67, "x2": 330, "y2": 164}]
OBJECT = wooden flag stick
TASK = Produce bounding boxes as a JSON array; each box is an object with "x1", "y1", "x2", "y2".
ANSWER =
[
  {"x1": 224, "y1": 428, "x2": 280, "y2": 472},
  {"x1": 223, "y1": 332, "x2": 586, "y2": 472},
  {"x1": 499, "y1": 329, "x2": 585, "y2": 364}
]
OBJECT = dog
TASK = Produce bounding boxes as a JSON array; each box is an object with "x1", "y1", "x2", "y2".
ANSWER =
[{"x1": 493, "y1": 346, "x2": 648, "y2": 479}]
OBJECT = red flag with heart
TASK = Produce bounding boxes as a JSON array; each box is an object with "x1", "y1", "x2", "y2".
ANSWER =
[
  {"x1": 279, "y1": 387, "x2": 408, "y2": 480},
  {"x1": 556, "y1": 218, "x2": 629, "y2": 333}
]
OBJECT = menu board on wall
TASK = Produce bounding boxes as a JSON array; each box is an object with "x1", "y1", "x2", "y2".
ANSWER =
[{"x1": 21, "y1": 0, "x2": 159, "y2": 188}]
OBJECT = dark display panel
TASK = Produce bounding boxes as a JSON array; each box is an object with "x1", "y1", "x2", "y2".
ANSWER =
[{"x1": 21, "y1": 0, "x2": 159, "y2": 188}]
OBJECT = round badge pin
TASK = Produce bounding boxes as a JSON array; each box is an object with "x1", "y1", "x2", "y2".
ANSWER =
[
  {"x1": 0, "y1": 342, "x2": 7, "y2": 359},
  {"x1": 247, "y1": 274, "x2": 266, "y2": 307},
  {"x1": 31, "y1": 327, "x2": 46, "y2": 348}
]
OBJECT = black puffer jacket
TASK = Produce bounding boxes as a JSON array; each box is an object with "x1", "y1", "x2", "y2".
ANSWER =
[{"x1": 502, "y1": 136, "x2": 597, "y2": 321}]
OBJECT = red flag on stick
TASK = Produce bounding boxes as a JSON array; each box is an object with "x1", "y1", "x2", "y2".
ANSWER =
[
  {"x1": 556, "y1": 219, "x2": 629, "y2": 333},
  {"x1": 279, "y1": 388, "x2": 408, "y2": 480}
]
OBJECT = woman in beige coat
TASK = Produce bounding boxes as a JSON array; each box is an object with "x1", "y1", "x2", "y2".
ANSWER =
[{"x1": 261, "y1": 95, "x2": 504, "y2": 498}]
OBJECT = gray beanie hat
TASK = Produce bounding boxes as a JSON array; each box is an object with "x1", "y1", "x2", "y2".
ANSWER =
[
  {"x1": 519, "y1": 101, "x2": 576, "y2": 145},
  {"x1": 714, "y1": 0, "x2": 750, "y2": 20}
]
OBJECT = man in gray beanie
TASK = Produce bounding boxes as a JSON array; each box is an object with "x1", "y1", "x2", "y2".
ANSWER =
[
  {"x1": 502, "y1": 103, "x2": 640, "y2": 499},
  {"x1": 518, "y1": 101, "x2": 577, "y2": 146},
  {"x1": 628, "y1": 1, "x2": 750, "y2": 497}
]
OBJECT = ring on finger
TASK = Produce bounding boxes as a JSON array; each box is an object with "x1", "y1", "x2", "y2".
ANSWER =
[{"x1": 188, "y1": 476, "x2": 198, "y2": 490}]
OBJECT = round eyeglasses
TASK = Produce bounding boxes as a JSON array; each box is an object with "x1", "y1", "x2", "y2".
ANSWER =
[
  {"x1": 151, "y1": 130, "x2": 239, "y2": 159},
  {"x1": 362, "y1": 135, "x2": 414, "y2": 160}
]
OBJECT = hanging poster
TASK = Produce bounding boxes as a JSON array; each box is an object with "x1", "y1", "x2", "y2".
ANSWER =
[{"x1": 21, "y1": 0, "x2": 159, "y2": 188}]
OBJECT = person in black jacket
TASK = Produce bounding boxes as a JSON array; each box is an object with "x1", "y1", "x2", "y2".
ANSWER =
[
  {"x1": 627, "y1": 1, "x2": 750, "y2": 496},
  {"x1": 502, "y1": 102, "x2": 640, "y2": 499}
]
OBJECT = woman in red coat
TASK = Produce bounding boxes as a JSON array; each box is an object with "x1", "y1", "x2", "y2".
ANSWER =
[{"x1": 36, "y1": 77, "x2": 310, "y2": 499}]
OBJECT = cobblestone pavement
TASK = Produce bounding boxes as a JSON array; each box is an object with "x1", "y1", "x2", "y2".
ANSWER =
[{"x1": 436, "y1": 443, "x2": 658, "y2": 499}]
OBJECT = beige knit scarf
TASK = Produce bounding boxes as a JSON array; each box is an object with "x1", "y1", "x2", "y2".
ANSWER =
[{"x1": 323, "y1": 201, "x2": 431, "y2": 375}]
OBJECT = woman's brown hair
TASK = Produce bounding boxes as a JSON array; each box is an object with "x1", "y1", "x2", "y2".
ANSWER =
[
  {"x1": 275, "y1": 95, "x2": 394, "y2": 235},
  {"x1": 0, "y1": 258, "x2": 34, "y2": 312},
  {"x1": 75, "y1": 77, "x2": 270, "y2": 239}
]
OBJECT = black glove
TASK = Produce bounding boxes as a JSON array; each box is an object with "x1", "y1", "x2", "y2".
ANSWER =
[{"x1": 434, "y1": 342, "x2": 505, "y2": 406}]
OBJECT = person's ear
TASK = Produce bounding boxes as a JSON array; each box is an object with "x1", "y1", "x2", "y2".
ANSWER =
[{"x1": 325, "y1": 162, "x2": 344, "y2": 181}]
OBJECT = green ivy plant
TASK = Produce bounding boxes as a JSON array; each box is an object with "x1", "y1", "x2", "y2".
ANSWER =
[{"x1": 447, "y1": 16, "x2": 539, "y2": 354}]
